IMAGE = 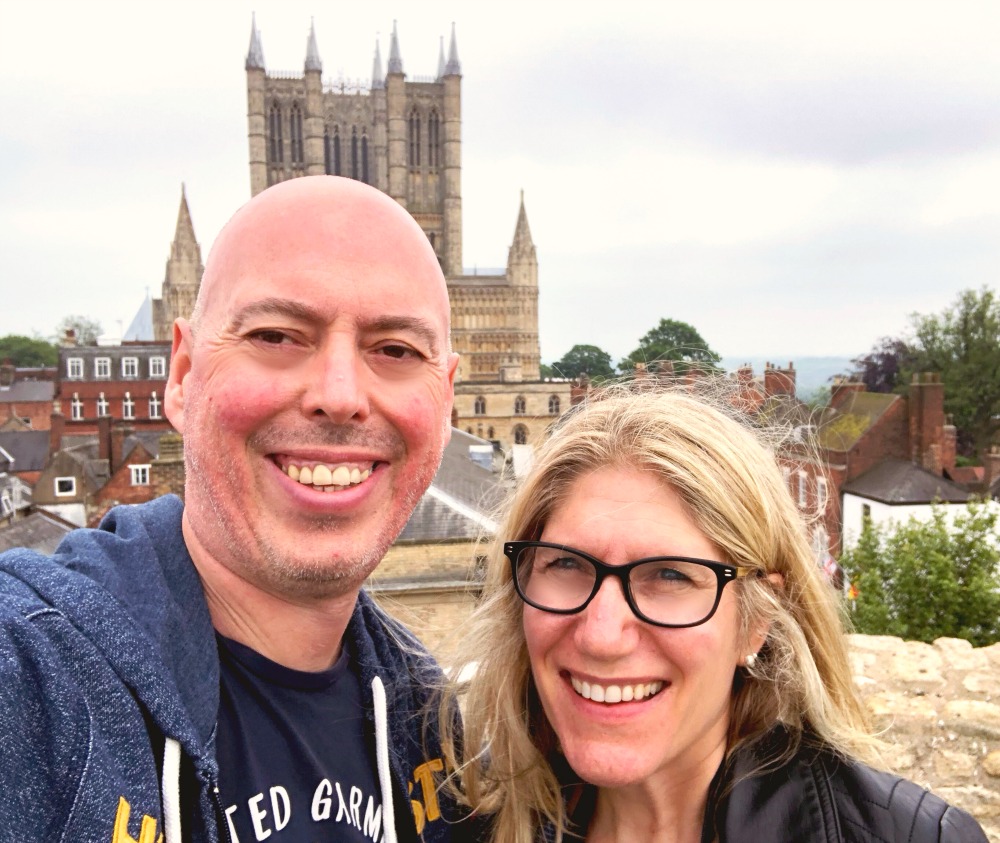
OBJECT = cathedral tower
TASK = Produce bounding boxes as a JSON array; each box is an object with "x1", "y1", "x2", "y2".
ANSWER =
[{"x1": 152, "y1": 186, "x2": 203, "y2": 342}]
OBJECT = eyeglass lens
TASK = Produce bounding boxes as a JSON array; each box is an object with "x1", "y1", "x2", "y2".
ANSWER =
[{"x1": 513, "y1": 544, "x2": 722, "y2": 626}]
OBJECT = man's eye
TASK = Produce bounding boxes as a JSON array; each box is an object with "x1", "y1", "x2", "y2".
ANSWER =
[
  {"x1": 377, "y1": 343, "x2": 423, "y2": 361},
  {"x1": 248, "y1": 329, "x2": 293, "y2": 346}
]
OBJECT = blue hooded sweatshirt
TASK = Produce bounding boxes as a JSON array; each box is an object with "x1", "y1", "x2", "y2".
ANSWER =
[{"x1": 0, "y1": 495, "x2": 470, "y2": 843}]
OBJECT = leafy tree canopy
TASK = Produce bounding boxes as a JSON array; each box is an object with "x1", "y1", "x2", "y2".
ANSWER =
[
  {"x1": 0, "y1": 335, "x2": 58, "y2": 368},
  {"x1": 903, "y1": 287, "x2": 1000, "y2": 458},
  {"x1": 842, "y1": 503, "x2": 1000, "y2": 647},
  {"x1": 849, "y1": 336, "x2": 915, "y2": 394},
  {"x1": 551, "y1": 344, "x2": 617, "y2": 381},
  {"x1": 55, "y1": 314, "x2": 103, "y2": 346},
  {"x1": 619, "y1": 318, "x2": 721, "y2": 374}
]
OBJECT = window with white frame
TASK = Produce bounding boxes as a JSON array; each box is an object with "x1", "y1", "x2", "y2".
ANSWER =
[
  {"x1": 96, "y1": 392, "x2": 109, "y2": 416},
  {"x1": 67, "y1": 357, "x2": 84, "y2": 379},
  {"x1": 54, "y1": 476, "x2": 76, "y2": 497},
  {"x1": 0, "y1": 492, "x2": 12, "y2": 517},
  {"x1": 130, "y1": 464, "x2": 151, "y2": 486},
  {"x1": 149, "y1": 391, "x2": 162, "y2": 419},
  {"x1": 70, "y1": 393, "x2": 84, "y2": 421},
  {"x1": 149, "y1": 356, "x2": 166, "y2": 378},
  {"x1": 122, "y1": 392, "x2": 135, "y2": 420},
  {"x1": 122, "y1": 357, "x2": 139, "y2": 379},
  {"x1": 95, "y1": 357, "x2": 111, "y2": 379},
  {"x1": 816, "y1": 477, "x2": 828, "y2": 512},
  {"x1": 797, "y1": 472, "x2": 808, "y2": 509}
]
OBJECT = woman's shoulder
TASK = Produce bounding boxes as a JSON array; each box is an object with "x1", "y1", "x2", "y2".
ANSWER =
[
  {"x1": 819, "y1": 754, "x2": 988, "y2": 843},
  {"x1": 713, "y1": 735, "x2": 988, "y2": 843}
]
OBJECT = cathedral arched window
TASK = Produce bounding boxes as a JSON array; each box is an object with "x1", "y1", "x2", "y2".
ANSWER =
[
  {"x1": 474, "y1": 395, "x2": 486, "y2": 415},
  {"x1": 333, "y1": 127, "x2": 342, "y2": 175},
  {"x1": 361, "y1": 130, "x2": 369, "y2": 183},
  {"x1": 268, "y1": 101, "x2": 283, "y2": 164},
  {"x1": 487, "y1": 426, "x2": 495, "y2": 439},
  {"x1": 428, "y1": 110, "x2": 440, "y2": 169},
  {"x1": 548, "y1": 394, "x2": 560, "y2": 415},
  {"x1": 514, "y1": 395, "x2": 526, "y2": 415},
  {"x1": 514, "y1": 424, "x2": 528, "y2": 445},
  {"x1": 351, "y1": 127, "x2": 359, "y2": 180},
  {"x1": 290, "y1": 103, "x2": 304, "y2": 165},
  {"x1": 323, "y1": 127, "x2": 331, "y2": 174},
  {"x1": 408, "y1": 109, "x2": 421, "y2": 167}
]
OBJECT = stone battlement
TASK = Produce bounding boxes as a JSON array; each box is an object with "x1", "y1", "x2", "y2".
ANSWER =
[{"x1": 849, "y1": 634, "x2": 1000, "y2": 839}]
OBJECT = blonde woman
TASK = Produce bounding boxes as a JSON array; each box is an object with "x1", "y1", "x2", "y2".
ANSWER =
[{"x1": 441, "y1": 384, "x2": 985, "y2": 843}]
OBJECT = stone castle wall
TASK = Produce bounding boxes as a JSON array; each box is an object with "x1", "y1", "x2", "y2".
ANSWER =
[{"x1": 848, "y1": 634, "x2": 1000, "y2": 840}]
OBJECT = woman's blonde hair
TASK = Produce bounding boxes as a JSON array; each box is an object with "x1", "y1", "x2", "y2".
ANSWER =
[{"x1": 440, "y1": 380, "x2": 881, "y2": 843}]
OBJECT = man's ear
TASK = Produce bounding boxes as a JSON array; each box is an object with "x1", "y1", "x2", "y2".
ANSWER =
[{"x1": 164, "y1": 318, "x2": 193, "y2": 434}]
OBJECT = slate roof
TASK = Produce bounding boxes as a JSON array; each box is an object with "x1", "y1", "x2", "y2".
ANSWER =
[
  {"x1": 0, "y1": 509, "x2": 75, "y2": 554},
  {"x1": 0, "y1": 380, "x2": 55, "y2": 403},
  {"x1": 842, "y1": 459, "x2": 972, "y2": 505},
  {"x1": 395, "y1": 429, "x2": 508, "y2": 544},
  {"x1": 0, "y1": 430, "x2": 50, "y2": 473}
]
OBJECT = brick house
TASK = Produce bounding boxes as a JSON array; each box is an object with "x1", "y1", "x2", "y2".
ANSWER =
[
  {"x1": 0, "y1": 362, "x2": 56, "y2": 430},
  {"x1": 57, "y1": 341, "x2": 173, "y2": 435}
]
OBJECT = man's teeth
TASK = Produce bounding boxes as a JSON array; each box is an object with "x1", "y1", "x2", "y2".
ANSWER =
[
  {"x1": 284, "y1": 463, "x2": 372, "y2": 490},
  {"x1": 570, "y1": 677, "x2": 665, "y2": 704}
]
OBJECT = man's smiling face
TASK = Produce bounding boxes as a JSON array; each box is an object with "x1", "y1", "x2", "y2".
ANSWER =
[{"x1": 165, "y1": 177, "x2": 458, "y2": 600}]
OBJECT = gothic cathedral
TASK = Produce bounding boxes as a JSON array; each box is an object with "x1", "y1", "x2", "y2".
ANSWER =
[{"x1": 244, "y1": 18, "x2": 570, "y2": 447}]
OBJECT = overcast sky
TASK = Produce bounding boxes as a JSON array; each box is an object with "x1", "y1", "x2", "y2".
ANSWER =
[{"x1": 2, "y1": 0, "x2": 999, "y2": 365}]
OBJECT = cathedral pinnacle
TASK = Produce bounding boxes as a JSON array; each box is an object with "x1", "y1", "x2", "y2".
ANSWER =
[
  {"x1": 512, "y1": 190, "x2": 534, "y2": 248},
  {"x1": 172, "y1": 185, "x2": 199, "y2": 261},
  {"x1": 305, "y1": 18, "x2": 322, "y2": 72},
  {"x1": 387, "y1": 20, "x2": 404, "y2": 74},
  {"x1": 371, "y1": 37, "x2": 385, "y2": 89},
  {"x1": 437, "y1": 36, "x2": 446, "y2": 81},
  {"x1": 445, "y1": 22, "x2": 462, "y2": 76},
  {"x1": 245, "y1": 13, "x2": 265, "y2": 71}
]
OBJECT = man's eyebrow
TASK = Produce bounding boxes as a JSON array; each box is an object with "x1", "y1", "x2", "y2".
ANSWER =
[
  {"x1": 229, "y1": 298, "x2": 324, "y2": 332},
  {"x1": 229, "y1": 300, "x2": 443, "y2": 355}
]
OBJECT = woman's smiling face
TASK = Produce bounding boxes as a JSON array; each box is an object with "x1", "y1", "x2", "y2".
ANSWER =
[{"x1": 523, "y1": 465, "x2": 749, "y2": 792}]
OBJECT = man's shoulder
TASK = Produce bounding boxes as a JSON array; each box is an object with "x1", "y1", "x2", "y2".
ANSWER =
[{"x1": 819, "y1": 753, "x2": 988, "y2": 843}]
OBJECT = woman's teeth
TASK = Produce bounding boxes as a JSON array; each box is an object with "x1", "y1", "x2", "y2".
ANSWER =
[{"x1": 570, "y1": 676, "x2": 665, "y2": 704}]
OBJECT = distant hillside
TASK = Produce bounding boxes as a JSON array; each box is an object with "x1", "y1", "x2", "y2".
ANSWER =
[{"x1": 720, "y1": 356, "x2": 854, "y2": 400}]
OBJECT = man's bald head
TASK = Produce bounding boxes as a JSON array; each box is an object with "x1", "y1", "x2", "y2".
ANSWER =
[{"x1": 191, "y1": 176, "x2": 450, "y2": 341}]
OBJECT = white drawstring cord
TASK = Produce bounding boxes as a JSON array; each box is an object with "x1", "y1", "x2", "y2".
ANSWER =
[
  {"x1": 161, "y1": 737, "x2": 182, "y2": 843},
  {"x1": 372, "y1": 676, "x2": 398, "y2": 843}
]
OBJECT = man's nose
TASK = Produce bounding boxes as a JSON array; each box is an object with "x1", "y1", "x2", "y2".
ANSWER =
[
  {"x1": 301, "y1": 339, "x2": 371, "y2": 422},
  {"x1": 573, "y1": 575, "x2": 640, "y2": 659}
]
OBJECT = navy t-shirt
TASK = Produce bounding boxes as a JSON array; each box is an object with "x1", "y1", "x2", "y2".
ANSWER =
[{"x1": 215, "y1": 635, "x2": 388, "y2": 842}]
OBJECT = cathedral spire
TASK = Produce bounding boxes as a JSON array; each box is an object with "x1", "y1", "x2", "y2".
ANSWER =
[
  {"x1": 445, "y1": 22, "x2": 461, "y2": 76},
  {"x1": 387, "y1": 20, "x2": 404, "y2": 74},
  {"x1": 437, "y1": 35, "x2": 446, "y2": 80},
  {"x1": 305, "y1": 18, "x2": 322, "y2": 72},
  {"x1": 512, "y1": 190, "x2": 534, "y2": 249},
  {"x1": 171, "y1": 184, "x2": 201, "y2": 268},
  {"x1": 371, "y1": 36, "x2": 385, "y2": 89},
  {"x1": 245, "y1": 13, "x2": 265, "y2": 71}
]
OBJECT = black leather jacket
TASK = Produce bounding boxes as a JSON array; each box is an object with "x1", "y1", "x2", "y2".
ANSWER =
[
  {"x1": 707, "y1": 741, "x2": 988, "y2": 842},
  {"x1": 548, "y1": 734, "x2": 988, "y2": 843}
]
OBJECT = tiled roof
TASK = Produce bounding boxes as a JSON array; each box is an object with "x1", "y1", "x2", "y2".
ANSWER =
[
  {"x1": 0, "y1": 510, "x2": 75, "y2": 554},
  {"x1": 0, "y1": 430, "x2": 50, "y2": 472},
  {"x1": 396, "y1": 429, "x2": 507, "y2": 543},
  {"x1": 842, "y1": 459, "x2": 972, "y2": 505},
  {"x1": 0, "y1": 380, "x2": 55, "y2": 402}
]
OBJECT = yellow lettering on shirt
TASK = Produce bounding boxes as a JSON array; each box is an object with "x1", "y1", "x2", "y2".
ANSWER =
[{"x1": 112, "y1": 796, "x2": 163, "y2": 843}]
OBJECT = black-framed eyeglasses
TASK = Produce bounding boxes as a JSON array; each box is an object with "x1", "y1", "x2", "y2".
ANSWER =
[{"x1": 504, "y1": 540, "x2": 756, "y2": 629}]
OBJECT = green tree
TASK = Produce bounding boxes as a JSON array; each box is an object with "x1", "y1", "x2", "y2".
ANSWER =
[
  {"x1": 619, "y1": 318, "x2": 721, "y2": 374},
  {"x1": 551, "y1": 344, "x2": 617, "y2": 381},
  {"x1": 55, "y1": 314, "x2": 103, "y2": 346},
  {"x1": 0, "y1": 335, "x2": 58, "y2": 367},
  {"x1": 904, "y1": 287, "x2": 1000, "y2": 458},
  {"x1": 842, "y1": 503, "x2": 1000, "y2": 646}
]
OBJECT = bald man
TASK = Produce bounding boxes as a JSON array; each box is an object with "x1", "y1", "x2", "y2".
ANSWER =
[{"x1": 0, "y1": 177, "x2": 469, "y2": 842}]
